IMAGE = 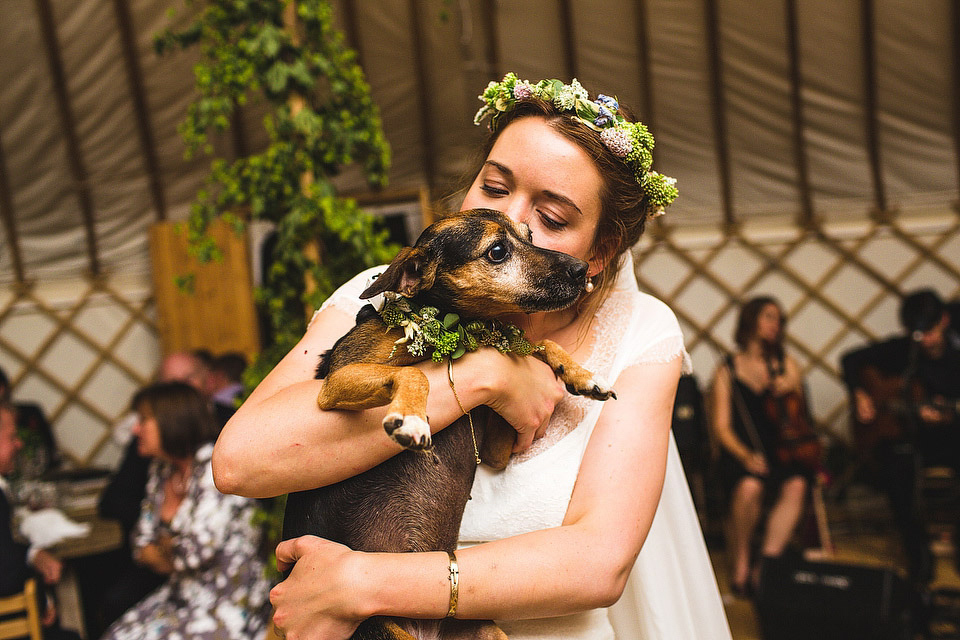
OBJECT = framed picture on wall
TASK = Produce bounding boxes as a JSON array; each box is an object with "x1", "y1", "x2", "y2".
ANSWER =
[{"x1": 353, "y1": 186, "x2": 432, "y2": 247}]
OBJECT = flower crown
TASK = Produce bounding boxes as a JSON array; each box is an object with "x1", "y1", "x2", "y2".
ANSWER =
[{"x1": 474, "y1": 73, "x2": 678, "y2": 217}]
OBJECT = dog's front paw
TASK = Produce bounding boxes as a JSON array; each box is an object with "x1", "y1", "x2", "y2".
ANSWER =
[
  {"x1": 383, "y1": 413, "x2": 432, "y2": 450},
  {"x1": 565, "y1": 375, "x2": 617, "y2": 401}
]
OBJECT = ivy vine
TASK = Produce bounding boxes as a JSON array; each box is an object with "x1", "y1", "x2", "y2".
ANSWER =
[{"x1": 156, "y1": 0, "x2": 398, "y2": 380}]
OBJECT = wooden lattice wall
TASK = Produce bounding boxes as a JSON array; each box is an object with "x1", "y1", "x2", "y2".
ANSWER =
[
  {"x1": 635, "y1": 210, "x2": 960, "y2": 445},
  {"x1": 1, "y1": 211, "x2": 958, "y2": 469},
  {"x1": 0, "y1": 274, "x2": 159, "y2": 469}
]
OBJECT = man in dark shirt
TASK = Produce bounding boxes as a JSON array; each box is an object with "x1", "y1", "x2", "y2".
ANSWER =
[
  {"x1": 840, "y1": 289, "x2": 960, "y2": 586},
  {"x1": 0, "y1": 401, "x2": 79, "y2": 639}
]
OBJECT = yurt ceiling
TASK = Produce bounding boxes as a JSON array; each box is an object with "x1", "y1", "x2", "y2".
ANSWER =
[
  {"x1": 1, "y1": 0, "x2": 959, "y2": 468},
  {"x1": 1, "y1": 0, "x2": 957, "y2": 285}
]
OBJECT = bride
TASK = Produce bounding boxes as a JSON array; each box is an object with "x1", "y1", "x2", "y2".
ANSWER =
[{"x1": 213, "y1": 73, "x2": 731, "y2": 640}]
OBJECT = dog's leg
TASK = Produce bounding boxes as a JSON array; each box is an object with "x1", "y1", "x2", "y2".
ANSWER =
[
  {"x1": 318, "y1": 363, "x2": 433, "y2": 450},
  {"x1": 534, "y1": 339, "x2": 616, "y2": 401},
  {"x1": 440, "y1": 619, "x2": 510, "y2": 639},
  {"x1": 350, "y1": 618, "x2": 419, "y2": 640},
  {"x1": 479, "y1": 409, "x2": 515, "y2": 470}
]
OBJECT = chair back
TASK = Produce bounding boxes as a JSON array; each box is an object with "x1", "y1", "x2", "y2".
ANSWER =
[{"x1": 0, "y1": 578, "x2": 43, "y2": 640}]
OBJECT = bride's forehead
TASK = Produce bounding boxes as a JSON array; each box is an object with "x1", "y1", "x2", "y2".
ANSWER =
[
  {"x1": 491, "y1": 118, "x2": 586, "y2": 160},
  {"x1": 487, "y1": 120, "x2": 603, "y2": 202}
]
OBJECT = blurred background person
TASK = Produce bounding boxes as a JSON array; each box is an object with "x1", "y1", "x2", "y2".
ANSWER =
[
  {"x1": 90, "y1": 350, "x2": 217, "y2": 637},
  {"x1": 710, "y1": 296, "x2": 819, "y2": 597},
  {"x1": 0, "y1": 366, "x2": 60, "y2": 478},
  {"x1": 0, "y1": 399, "x2": 79, "y2": 640},
  {"x1": 841, "y1": 289, "x2": 960, "y2": 588},
  {"x1": 100, "y1": 381, "x2": 271, "y2": 640},
  {"x1": 203, "y1": 351, "x2": 247, "y2": 428}
]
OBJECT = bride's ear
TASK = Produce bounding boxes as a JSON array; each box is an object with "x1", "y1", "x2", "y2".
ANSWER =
[{"x1": 586, "y1": 240, "x2": 615, "y2": 278}]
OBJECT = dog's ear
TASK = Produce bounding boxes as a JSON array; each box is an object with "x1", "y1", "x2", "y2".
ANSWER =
[{"x1": 360, "y1": 247, "x2": 437, "y2": 299}]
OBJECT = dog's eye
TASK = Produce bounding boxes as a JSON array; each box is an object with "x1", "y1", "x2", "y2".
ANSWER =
[{"x1": 487, "y1": 243, "x2": 509, "y2": 263}]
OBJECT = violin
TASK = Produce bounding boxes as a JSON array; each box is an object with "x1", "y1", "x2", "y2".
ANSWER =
[{"x1": 764, "y1": 355, "x2": 822, "y2": 470}]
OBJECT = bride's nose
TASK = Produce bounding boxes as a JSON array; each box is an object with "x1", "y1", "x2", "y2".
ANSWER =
[{"x1": 501, "y1": 198, "x2": 531, "y2": 228}]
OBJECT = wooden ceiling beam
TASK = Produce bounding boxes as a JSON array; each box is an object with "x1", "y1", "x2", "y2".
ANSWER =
[
  {"x1": 703, "y1": 0, "x2": 734, "y2": 226},
  {"x1": 558, "y1": 0, "x2": 577, "y2": 80},
  {"x1": 340, "y1": 0, "x2": 364, "y2": 69},
  {"x1": 785, "y1": 0, "x2": 814, "y2": 227},
  {"x1": 633, "y1": 0, "x2": 655, "y2": 127},
  {"x1": 0, "y1": 137, "x2": 25, "y2": 284},
  {"x1": 480, "y1": 0, "x2": 501, "y2": 79},
  {"x1": 34, "y1": 0, "x2": 100, "y2": 276},
  {"x1": 860, "y1": 0, "x2": 888, "y2": 217},
  {"x1": 407, "y1": 0, "x2": 436, "y2": 192},
  {"x1": 112, "y1": 0, "x2": 167, "y2": 221},
  {"x1": 951, "y1": 0, "x2": 960, "y2": 204}
]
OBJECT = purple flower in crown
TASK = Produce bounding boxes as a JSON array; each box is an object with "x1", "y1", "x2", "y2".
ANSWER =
[
  {"x1": 513, "y1": 81, "x2": 534, "y2": 100},
  {"x1": 600, "y1": 128, "x2": 633, "y2": 158},
  {"x1": 594, "y1": 104, "x2": 614, "y2": 127},
  {"x1": 596, "y1": 94, "x2": 619, "y2": 111}
]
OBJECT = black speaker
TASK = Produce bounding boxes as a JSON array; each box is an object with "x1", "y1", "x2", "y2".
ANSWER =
[{"x1": 754, "y1": 555, "x2": 912, "y2": 640}]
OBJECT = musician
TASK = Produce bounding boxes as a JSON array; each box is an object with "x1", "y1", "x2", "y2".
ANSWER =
[
  {"x1": 840, "y1": 288, "x2": 960, "y2": 586},
  {"x1": 710, "y1": 296, "x2": 818, "y2": 597}
]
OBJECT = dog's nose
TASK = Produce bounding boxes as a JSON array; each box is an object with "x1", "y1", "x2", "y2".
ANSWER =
[{"x1": 568, "y1": 260, "x2": 588, "y2": 284}]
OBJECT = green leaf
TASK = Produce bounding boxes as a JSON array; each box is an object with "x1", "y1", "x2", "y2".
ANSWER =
[{"x1": 265, "y1": 62, "x2": 288, "y2": 93}]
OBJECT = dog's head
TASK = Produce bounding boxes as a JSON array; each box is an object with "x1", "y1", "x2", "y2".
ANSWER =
[{"x1": 360, "y1": 208, "x2": 589, "y2": 318}]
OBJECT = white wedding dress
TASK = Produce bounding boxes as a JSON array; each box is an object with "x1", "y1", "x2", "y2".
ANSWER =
[{"x1": 320, "y1": 253, "x2": 731, "y2": 640}]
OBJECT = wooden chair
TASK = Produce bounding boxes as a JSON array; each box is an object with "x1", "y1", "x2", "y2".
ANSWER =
[{"x1": 0, "y1": 578, "x2": 42, "y2": 640}]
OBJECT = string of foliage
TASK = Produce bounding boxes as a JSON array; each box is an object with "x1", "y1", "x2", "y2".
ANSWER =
[
  {"x1": 156, "y1": 0, "x2": 397, "y2": 376},
  {"x1": 156, "y1": 0, "x2": 399, "y2": 573}
]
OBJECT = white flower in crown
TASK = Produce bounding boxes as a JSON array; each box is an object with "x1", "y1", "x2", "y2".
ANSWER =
[
  {"x1": 600, "y1": 128, "x2": 633, "y2": 158},
  {"x1": 554, "y1": 78, "x2": 589, "y2": 110},
  {"x1": 554, "y1": 88, "x2": 576, "y2": 110},
  {"x1": 570, "y1": 78, "x2": 589, "y2": 100}
]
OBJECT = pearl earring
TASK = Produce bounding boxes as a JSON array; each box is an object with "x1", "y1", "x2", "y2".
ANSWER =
[{"x1": 585, "y1": 278, "x2": 595, "y2": 293}]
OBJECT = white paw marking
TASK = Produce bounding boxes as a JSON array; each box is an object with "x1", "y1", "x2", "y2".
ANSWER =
[{"x1": 385, "y1": 414, "x2": 432, "y2": 450}]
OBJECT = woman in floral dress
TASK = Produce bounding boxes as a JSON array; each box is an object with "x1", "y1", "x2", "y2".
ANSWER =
[{"x1": 101, "y1": 382, "x2": 271, "y2": 640}]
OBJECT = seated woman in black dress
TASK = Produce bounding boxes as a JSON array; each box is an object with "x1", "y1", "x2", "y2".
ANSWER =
[{"x1": 709, "y1": 296, "x2": 816, "y2": 596}]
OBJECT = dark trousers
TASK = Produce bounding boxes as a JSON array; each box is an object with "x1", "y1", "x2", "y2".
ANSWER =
[
  {"x1": 874, "y1": 441, "x2": 933, "y2": 585},
  {"x1": 73, "y1": 548, "x2": 165, "y2": 639}
]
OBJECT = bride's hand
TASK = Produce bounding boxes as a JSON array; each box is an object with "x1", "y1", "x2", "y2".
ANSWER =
[
  {"x1": 271, "y1": 536, "x2": 364, "y2": 640},
  {"x1": 472, "y1": 349, "x2": 565, "y2": 452}
]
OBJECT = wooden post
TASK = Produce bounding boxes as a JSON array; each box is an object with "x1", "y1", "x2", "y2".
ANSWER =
[{"x1": 282, "y1": 1, "x2": 324, "y2": 321}]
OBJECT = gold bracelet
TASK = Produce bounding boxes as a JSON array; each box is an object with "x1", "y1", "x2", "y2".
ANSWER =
[
  {"x1": 447, "y1": 359, "x2": 481, "y2": 465},
  {"x1": 445, "y1": 550, "x2": 460, "y2": 618}
]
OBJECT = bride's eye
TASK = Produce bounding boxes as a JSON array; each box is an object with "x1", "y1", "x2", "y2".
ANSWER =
[
  {"x1": 480, "y1": 184, "x2": 508, "y2": 196},
  {"x1": 539, "y1": 211, "x2": 567, "y2": 230}
]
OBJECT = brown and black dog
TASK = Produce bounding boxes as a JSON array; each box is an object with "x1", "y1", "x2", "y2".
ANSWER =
[{"x1": 281, "y1": 208, "x2": 616, "y2": 640}]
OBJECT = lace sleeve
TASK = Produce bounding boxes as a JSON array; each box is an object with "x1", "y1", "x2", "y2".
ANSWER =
[
  {"x1": 307, "y1": 265, "x2": 387, "y2": 330},
  {"x1": 621, "y1": 292, "x2": 693, "y2": 375},
  {"x1": 632, "y1": 333, "x2": 693, "y2": 374}
]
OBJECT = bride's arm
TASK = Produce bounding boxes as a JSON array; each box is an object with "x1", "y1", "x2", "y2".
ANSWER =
[
  {"x1": 269, "y1": 356, "x2": 681, "y2": 635},
  {"x1": 212, "y1": 304, "x2": 565, "y2": 498}
]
